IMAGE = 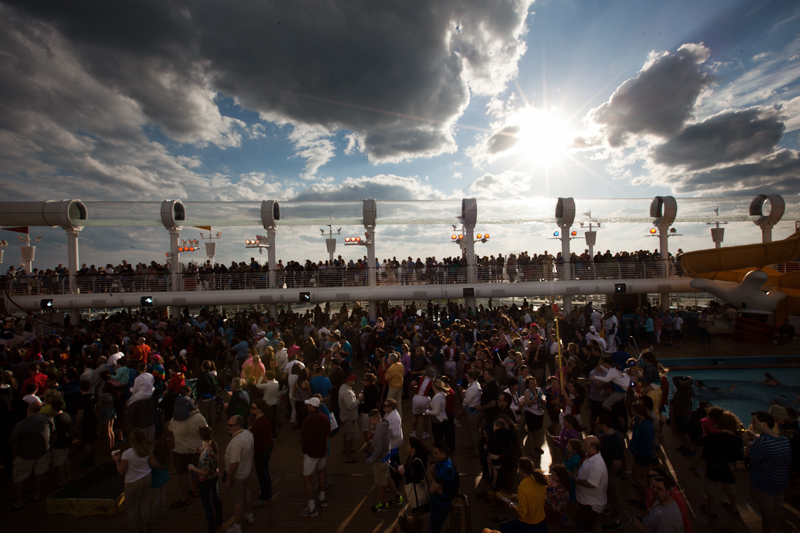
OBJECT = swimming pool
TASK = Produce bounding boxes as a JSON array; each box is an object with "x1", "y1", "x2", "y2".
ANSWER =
[{"x1": 667, "y1": 368, "x2": 800, "y2": 423}]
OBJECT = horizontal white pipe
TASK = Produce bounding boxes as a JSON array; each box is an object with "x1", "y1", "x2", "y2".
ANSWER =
[{"x1": 5, "y1": 277, "x2": 708, "y2": 312}]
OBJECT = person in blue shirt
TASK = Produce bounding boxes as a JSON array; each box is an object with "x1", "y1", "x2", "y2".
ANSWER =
[
  {"x1": 628, "y1": 403, "x2": 655, "y2": 508},
  {"x1": 428, "y1": 441, "x2": 457, "y2": 533},
  {"x1": 309, "y1": 366, "x2": 333, "y2": 411},
  {"x1": 228, "y1": 337, "x2": 249, "y2": 363},
  {"x1": 747, "y1": 410, "x2": 792, "y2": 533}
]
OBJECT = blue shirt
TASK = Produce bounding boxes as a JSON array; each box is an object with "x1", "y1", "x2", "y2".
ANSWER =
[
  {"x1": 750, "y1": 433, "x2": 792, "y2": 495},
  {"x1": 431, "y1": 457, "x2": 457, "y2": 508},
  {"x1": 309, "y1": 376, "x2": 333, "y2": 398},
  {"x1": 231, "y1": 341, "x2": 249, "y2": 360}
]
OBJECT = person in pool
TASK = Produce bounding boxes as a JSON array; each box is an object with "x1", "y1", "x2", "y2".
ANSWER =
[
  {"x1": 694, "y1": 381, "x2": 738, "y2": 396},
  {"x1": 763, "y1": 373, "x2": 781, "y2": 387}
]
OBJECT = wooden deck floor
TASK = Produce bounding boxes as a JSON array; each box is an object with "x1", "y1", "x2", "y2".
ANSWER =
[{"x1": 3, "y1": 341, "x2": 800, "y2": 532}]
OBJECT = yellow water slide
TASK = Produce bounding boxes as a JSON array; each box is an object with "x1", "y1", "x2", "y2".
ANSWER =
[{"x1": 680, "y1": 230, "x2": 800, "y2": 314}]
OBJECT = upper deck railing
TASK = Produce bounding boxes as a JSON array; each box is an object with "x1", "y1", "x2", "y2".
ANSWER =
[{"x1": 4, "y1": 260, "x2": 693, "y2": 296}]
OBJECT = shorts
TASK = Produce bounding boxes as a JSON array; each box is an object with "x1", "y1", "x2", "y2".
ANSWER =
[
  {"x1": 342, "y1": 419, "x2": 359, "y2": 441},
  {"x1": 412, "y1": 395, "x2": 430, "y2": 415},
  {"x1": 705, "y1": 477, "x2": 735, "y2": 498},
  {"x1": 371, "y1": 461, "x2": 389, "y2": 486},
  {"x1": 576, "y1": 503, "x2": 598, "y2": 532},
  {"x1": 673, "y1": 417, "x2": 690, "y2": 434},
  {"x1": 13, "y1": 454, "x2": 50, "y2": 483},
  {"x1": 645, "y1": 389, "x2": 662, "y2": 410},
  {"x1": 99, "y1": 407, "x2": 116, "y2": 422},
  {"x1": 173, "y1": 452, "x2": 198, "y2": 475},
  {"x1": 80, "y1": 425, "x2": 97, "y2": 445},
  {"x1": 303, "y1": 455, "x2": 327, "y2": 477},
  {"x1": 51, "y1": 446, "x2": 69, "y2": 468},
  {"x1": 229, "y1": 476, "x2": 247, "y2": 503},
  {"x1": 634, "y1": 454, "x2": 658, "y2": 468}
]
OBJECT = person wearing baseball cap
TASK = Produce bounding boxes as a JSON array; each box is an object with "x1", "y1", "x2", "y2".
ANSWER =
[
  {"x1": 299, "y1": 396, "x2": 331, "y2": 517},
  {"x1": 747, "y1": 410, "x2": 792, "y2": 533}
]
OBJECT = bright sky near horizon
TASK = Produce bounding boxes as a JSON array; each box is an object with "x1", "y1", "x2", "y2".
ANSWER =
[{"x1": 2, "y1": 0, "x2": 800, "y2": 269}]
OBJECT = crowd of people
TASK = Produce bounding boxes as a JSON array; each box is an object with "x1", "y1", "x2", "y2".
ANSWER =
[
  {"x1": 3, "y1": 247, "x2": 684, "y2": 294},
  {"x1": 0, "y1": 296, "x2": 797, "y2": 533}
]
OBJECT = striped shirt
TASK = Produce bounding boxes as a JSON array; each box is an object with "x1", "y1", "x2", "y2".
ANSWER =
[{"x1": 750, "y1": 433, "x2": 792, "y2": 495}]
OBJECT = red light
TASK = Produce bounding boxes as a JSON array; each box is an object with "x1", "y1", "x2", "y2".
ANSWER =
[
  {"x1": 650, "y1": 228, "x2": 657, "y2": 234},
  {"x1": 571, "y1": 231, "x2": 577, "y2": 236},
  {"x1": 345, "y1": 237, "x2": 350, "y2": 242},
  {"x1": 458, "y1": 235, "x2": 463, "y2": 239},
  {"x1": 165, "y1": 252, "x2": 169, "y2": 258},
  {"x1": 485, "y1": 234, "x2": 490, "y2": 239},
  {"x1": 476, "y1": 234, "x2": 482, "y2": 239},
  {"x1": 451, "y1": 234, "x2": 457, "y2": 240},
  {"x1": 356, "y1": 236, "x2": 361, "y2": 242}
]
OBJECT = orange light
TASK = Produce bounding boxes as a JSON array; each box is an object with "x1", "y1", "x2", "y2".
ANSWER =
[
  {"x1": 650, "y1": 228, "x2": 657, "y2": 234},
  {"x1": 356, "y1": 236, "x2": 361, "y2": 242},
  {"x1": 165, "y1": 252, "x2": 170, "y2": 258},
  {"x1": 451, "y1": 234, "x2": 457, "y2": 240},
  {"x1": 345, "y1": 237, "x2": 350, "y2": 242},
  {"x1": 476, "y1": 234, "x2": 482, "y2": 239},
  {"x1": 485, "y1": 234, "x2": 490, "y2": 239},
  {"x1": 571, "y1": 231, "x2": 577, "y2": 236},
  {"x1": 458, "y1": 234, "x2": 463, "y2": 239}
]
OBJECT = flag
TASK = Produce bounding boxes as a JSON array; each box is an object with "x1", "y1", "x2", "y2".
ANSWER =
[
  {"x1": 194, "y1": 226, "x2": 212, "y2": 231},
  {"x1": 1, "y1": 227, "x2": 28, "y2": 234}
]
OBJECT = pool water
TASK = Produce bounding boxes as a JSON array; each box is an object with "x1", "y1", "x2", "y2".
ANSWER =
[{"x1": 667, "y1": 368, "x2": 800, "y2": 423}]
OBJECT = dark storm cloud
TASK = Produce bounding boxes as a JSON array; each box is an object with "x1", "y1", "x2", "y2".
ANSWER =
[
  {"x1": 589, "y1": 44, "x2": 713, "y2": 147},
  {"x1": 676, "y1": 148, "x2": 800, "y2": 194},
  {"x1": 652, "y1": 107, "x2": 785, "y2": 170},
  {"x1": 3, "y1": 0, "x2": 533, "y2": 162},
  {"x1": 486, "y1": 125, "x2": 521, "y2": 154}
]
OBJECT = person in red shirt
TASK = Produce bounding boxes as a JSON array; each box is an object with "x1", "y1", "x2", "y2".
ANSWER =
[
  {"x1": 299, "y1": 398, "x2": 331, "y2": 517},
  {"x1": 22, "y1": 363, "x2": 48, "y2": 396},
  {"x1": 249, "y1": 398, "x2": 274, "y2": 505}
]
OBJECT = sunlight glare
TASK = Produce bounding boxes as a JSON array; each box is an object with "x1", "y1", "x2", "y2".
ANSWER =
[{"x1": 513, "y1": 107, "x2": 572, "y2": 167}]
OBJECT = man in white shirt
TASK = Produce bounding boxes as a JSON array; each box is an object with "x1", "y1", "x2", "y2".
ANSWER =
[
  {"x1": 590, "y1": 357, "x2": 630, "y2": 410},
  {"x1": 383, "y1": 398, "x2": 403, "y2": 450},
  {"x1": 585, "y1": 326, "x2": 607, "y2": 352},
  {"x1": 223, "y1": 415, "x2": 255, "y2": 533},
  {"x1": 107, "y1": 344, "x2": 124, "y2": 367},
  {"x1": 673, "y1": 313, "x2": 684, "y2": 348},
  {"x1": 604, "y1": 313, "x2": 618, "y2": 353},
  {"x1": 573, "y1": 436, "x2": 608, "y2": 533},
  {"x1": 257, "y1": 371, "x2": 280, "y2": 438},
  {"x1": 590, "y1": 308, "x2": 602, "y2": 331}
]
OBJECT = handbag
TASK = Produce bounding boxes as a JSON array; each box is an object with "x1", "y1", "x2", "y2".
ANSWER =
[{"x1": 405, "y1": 458, "x2": 431, "y2": 513}]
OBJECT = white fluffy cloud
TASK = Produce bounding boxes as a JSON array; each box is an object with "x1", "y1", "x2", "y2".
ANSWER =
[{"x1": 293, "y1": 174, "x2": 451, "y2": 202}]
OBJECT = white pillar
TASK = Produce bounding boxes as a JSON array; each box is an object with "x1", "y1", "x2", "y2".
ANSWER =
[
  {"x1": 761, "y1": 225, "x2": 773, "y2": 243},
  {"x1": 169, "y1": 228, "x2": 181, "y2": 319},
  {"x1": 560, "y1": 225, "x2": 572, "y2": 313},
  {"x1": 66, "y1": 228, "x2": 81, "y2": 325},
  {"x1": 367, "y1": 227, "x2": 377, "y2": 322},
  {"x1": 659, "y1": 227, "x2": 670, "y2": 310},
  {"x1": 268, "y1": 227, "x2": 277, "y2": 320},
  {"x1": 464, "y1": 225, "x2": 476, "y2": 311}
]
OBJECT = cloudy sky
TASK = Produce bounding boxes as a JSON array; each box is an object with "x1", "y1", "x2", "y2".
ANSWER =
[{"x1": 2, "y1": 0, "x2": 800, "y2": 269}]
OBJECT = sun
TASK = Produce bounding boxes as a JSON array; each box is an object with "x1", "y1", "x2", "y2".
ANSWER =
[{"x1": 511, "y1": 107, "x2": 572, "y2": 167}]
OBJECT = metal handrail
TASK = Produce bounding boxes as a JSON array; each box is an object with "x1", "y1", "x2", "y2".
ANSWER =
[{"x1": 2, "y1": 260, "x2": 687, "y2": 296}]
